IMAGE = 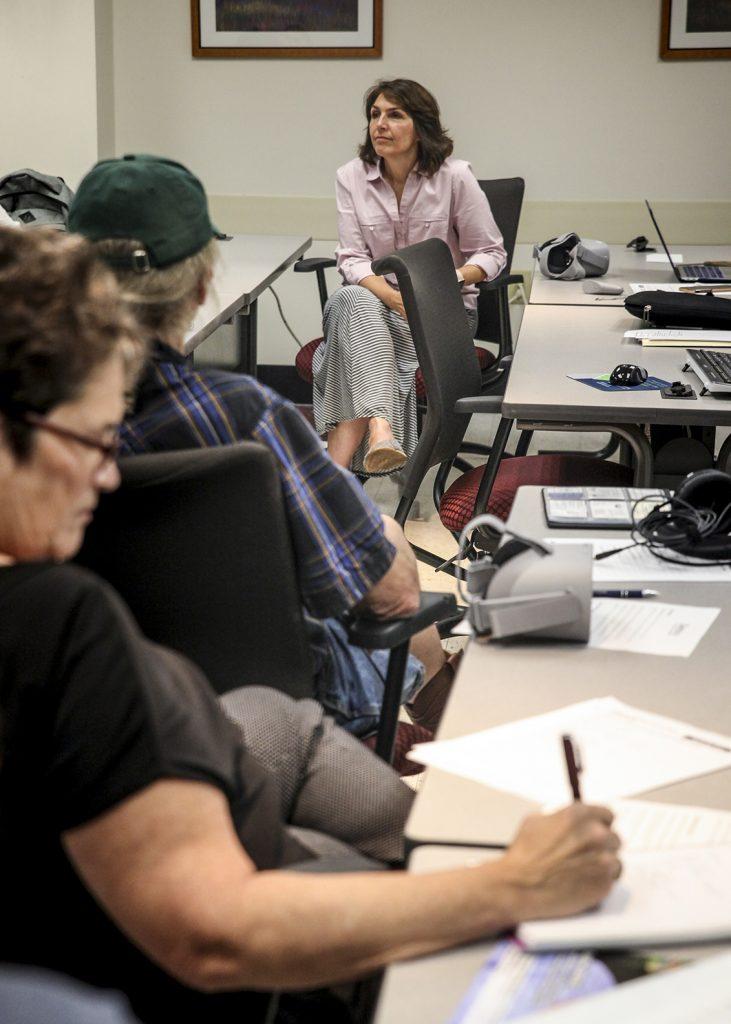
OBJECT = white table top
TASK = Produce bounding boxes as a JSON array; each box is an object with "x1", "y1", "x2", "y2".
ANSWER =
[
  {"x1": 184, "y1": 233, "x2": 311, "y2": 354},
  {"x1": 375, "y1": 845, "x2": 727, "y2": 1024},
  {"x1": 406, "y1": 486, "x2": 731, "y2": 849},
  {"x1": 503, "y1": 304, "x2": 731, "y2": 427},
  {"x1": 528, "y1": 244, "x2": 731, "y2": 307}
]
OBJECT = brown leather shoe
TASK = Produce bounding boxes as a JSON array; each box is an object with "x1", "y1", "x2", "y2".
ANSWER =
[{"x1": 363, "y1": 439, "x2": 407, "y2": 475}]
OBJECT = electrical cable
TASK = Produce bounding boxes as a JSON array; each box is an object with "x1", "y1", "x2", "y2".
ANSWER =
[
  {"x1": 267, "y1": 285, "x2": 304, "y2": 349},
  {"x1": 597, "y1": 492, "x2": 731, "y2": 567}
]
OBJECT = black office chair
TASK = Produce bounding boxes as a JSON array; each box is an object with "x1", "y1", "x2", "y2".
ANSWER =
[
  {"x1": 292, "y1": 176, "x2": 526, "y2": 404},
  {"x1": 370, "y1": 238, "x2": 633, "y2": 561},
  {"x1": 75, "y1": 442, "x2": 454, "y2": 765}
]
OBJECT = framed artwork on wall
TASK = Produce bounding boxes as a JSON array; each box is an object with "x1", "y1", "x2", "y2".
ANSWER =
[
  {"x1": 191, "y1": 0, "x2": 383, "y2": 58},
  {"x1": 660, "y1": 0, "x2": 731, "y2": 59}
]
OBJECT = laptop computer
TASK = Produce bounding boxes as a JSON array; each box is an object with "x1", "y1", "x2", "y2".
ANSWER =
[{"x1": 644, "y1": 200, "x2": 731, "y2": 283}]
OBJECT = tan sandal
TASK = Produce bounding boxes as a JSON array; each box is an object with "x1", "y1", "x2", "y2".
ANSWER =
[{"x1": 363, "y1": 438, "x2": 407, "y2": 475}]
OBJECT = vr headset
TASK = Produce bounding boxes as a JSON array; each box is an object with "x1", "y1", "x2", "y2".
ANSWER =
[
  {"x1": 533, "y1": 232, "x2": 610, "y2": 280},
  {"x1": 458, "y1": 515, "x2": 593, "y2": 642}
]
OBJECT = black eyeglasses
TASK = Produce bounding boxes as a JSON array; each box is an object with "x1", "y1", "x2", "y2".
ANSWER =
[{"x1": 23, "y1": 412, "x2": 121, "y2": 466}]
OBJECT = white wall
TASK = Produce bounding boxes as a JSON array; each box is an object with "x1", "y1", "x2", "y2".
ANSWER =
[
  {"x1": 111, "y1": 0, "x2": 731, "y2": 200},
  {"x1": 0, "y1": 0, "x2": 99, "y2": 189}
]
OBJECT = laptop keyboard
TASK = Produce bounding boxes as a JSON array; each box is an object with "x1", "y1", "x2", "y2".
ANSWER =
[
  {"x1": 683, "y1": 264, "x2": 725, "y2": 280},
  {"x1": 690, "y1": 349, "x2": 731, "y2": 384}
]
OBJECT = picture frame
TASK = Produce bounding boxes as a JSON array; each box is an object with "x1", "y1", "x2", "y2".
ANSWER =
[
  {"x1": 191, "y1": 0, "x2": 383, "y2": 59},
  {"x1": 660, "y1": 0, "x2": 731, "y2": 60}
]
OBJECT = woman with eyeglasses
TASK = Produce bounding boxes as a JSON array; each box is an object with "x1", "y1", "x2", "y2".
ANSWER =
[
  {"x1": 0, "y1": 227, "x2": 620, "y2": 1024},
  {"x1": 313, "y1": 78, "x2": 506, "y2": 475}
]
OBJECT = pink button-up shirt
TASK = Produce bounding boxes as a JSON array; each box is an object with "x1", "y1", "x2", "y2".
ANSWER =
[{"x1": 334, "y1": 156, "x2": 506, "y2": 310}]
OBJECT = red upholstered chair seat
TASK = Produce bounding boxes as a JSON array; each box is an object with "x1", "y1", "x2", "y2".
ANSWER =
[
  {"x1": 362, "y1": 721, "x2": 432, "y2": 776},
  {"x1": 295, "y1": 338, "x2": 496, "y2": 399},
  {"x1": 439, "y1": 454, "x2": 634, "y2": 532},
  {"x1": 295, "y1": 337, "x2": 323, "y2": 382},
  {"x1": 415, "y1": 345, "x2": 495, "y2": 400}
]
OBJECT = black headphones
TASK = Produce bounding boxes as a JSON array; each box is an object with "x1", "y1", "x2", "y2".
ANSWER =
[{"x1": 635, "y1": 468, "x2": 731, "y2": 562}]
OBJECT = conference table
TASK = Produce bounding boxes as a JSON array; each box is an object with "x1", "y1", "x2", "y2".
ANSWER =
[
  {"x1": 374, "y1": 845, "x2": 729, "y2": 1024},
  {"x1": 501, "y1": 304, "x2": 731, "y2": 484},
  {"x1": 528, "y1": 243, "x2": 731, "y2": 306},
  {"x1": 184, "y1": 233, "x2": 311, "y2": 374},
  {"x1": 405, "y1": 485, "x2": 731, "y2": 850}
]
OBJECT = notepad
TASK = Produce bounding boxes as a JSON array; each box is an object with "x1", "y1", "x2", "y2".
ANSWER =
[
  {"x1": 518, "y1": 845, "x2": 731, "y2": 950},
  {"x1": 610, "y1": 799, "x2": 731, "y2": 851}
]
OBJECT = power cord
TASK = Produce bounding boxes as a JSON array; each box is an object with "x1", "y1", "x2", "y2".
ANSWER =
[
  {"x1": 268, "y1": 285, "x2": 304, "y2": 349},
  {"x1": 597, "y1": 493, "x2": 731, "y2": 567}
]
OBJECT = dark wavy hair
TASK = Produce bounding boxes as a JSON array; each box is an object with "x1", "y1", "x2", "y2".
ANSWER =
[
  {"x1": 358, "y1": 78, "x2": 453, "y2": 177},
  {"x1": 0, "y1": 226, "x2": 142, "y2": 460}
]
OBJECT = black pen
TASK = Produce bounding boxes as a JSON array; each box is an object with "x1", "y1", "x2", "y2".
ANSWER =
[
  {"x1": 593, "y1": 588, "x2": 658, "y2": 599},
  {"x1": 562, "y1": 734, "x2": 582, "y2": 802}
]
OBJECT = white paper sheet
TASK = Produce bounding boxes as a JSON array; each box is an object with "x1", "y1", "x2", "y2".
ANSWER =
[
  {"x1": 624, "y1": 327, "x2": 731, "y2": 342},
  {"x1": 407, "y1": 696, "x2": 731, "y2": 804},
  {"x1": 610, "y1": 798, "x2": 731, "y2": 851},
  {"x1": 545, "y1": 537, "x2": 731, "y2": 582},
  {"x1": 645, "y1": 252, "x2": 681, "y2": 263},
  {"x1": 589, "y1": 598, "x2": 719, "y2": 657},
  {"x1": 516, "y1": 952, "x2": 731, "y2": 1023},
  {"x1": 518, "y1": 845, "x2": 731, "y2": 950}
]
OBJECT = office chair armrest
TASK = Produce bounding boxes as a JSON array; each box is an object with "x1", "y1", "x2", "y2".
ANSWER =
[
  {"x1": 454, "y1": 394, "x2": 503, "y2": 415},
  {"x1": 345, "y1": 592, "x2": 457, "y2": 649},
  {"x1": 477, "y1": 273, "x2": 523, "y2": 293},
  {"x1": 294, "y1": 257, "x2": 337, "y2": 273}
]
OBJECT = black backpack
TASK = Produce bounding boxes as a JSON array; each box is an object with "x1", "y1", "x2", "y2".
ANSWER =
[{"x1": 0, "y1": 169, "x2": 74, "y2": 229}]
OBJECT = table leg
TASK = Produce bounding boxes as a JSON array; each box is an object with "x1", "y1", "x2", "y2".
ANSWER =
[{"x1": 234, "y1": 300, "x2": 258, "y2": 376}]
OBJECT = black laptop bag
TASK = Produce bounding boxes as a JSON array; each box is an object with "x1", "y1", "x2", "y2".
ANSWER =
[{"x1": 625, "y1": 290, "x2": 731, "y2": 330}]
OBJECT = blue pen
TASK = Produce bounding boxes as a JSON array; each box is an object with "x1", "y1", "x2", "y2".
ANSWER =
[{"x1": 592, "y1": 589, "x2": 658, "y2": 599}]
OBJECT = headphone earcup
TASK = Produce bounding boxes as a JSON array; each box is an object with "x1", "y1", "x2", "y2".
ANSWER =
[
  {"x1": 492, "y1": 538, "x2": 534, "y2": 567},
  {"x1": 675, "y1": 468, "x2": 731, "y2": 532}
]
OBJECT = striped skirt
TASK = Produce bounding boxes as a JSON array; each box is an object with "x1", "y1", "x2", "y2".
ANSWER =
[{"x1": 313, "y1": 285, "x2": 476, "y2": 475}]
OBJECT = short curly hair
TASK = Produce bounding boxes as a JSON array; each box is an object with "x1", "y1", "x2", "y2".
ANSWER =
[
  {"x1": 358, "y1": 78, "x2": 453, "y2": 176},
  {"x1": 0, "y1": 226, "x2": 142, "y2": 460}
]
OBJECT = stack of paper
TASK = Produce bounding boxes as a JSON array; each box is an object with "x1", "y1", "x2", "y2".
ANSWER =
[{"x1": 407, "y1": 697, "x2": 731, "y2": 804}]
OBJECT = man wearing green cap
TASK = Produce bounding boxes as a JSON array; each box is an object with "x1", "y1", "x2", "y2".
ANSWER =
[{"x1": 69, "y1": 154, "x2": 457, "y2": 742}]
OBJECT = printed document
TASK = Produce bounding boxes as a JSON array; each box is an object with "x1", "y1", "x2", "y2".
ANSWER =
[
  {"x1": 407, "y1": 696, "x2": 731, "y2": 803},
  {"x1": 450, "y1": 940, "x2": 614, "y2": 1024},
  {"x1": 514, "y1": 952, "x2": 731, "y2": 1023},
  {"x1": 546, "y1": 536, "x2": 731, "y2": 582},
  {"x1": 609, "y1": 798, "x2": 731, "y2": 851},
  {"x1": 518, "y1": 845, "x2": 731, "y2": 950},
  {"x1": 589, "y1": 598, "x2": 719, "y2": 657}
]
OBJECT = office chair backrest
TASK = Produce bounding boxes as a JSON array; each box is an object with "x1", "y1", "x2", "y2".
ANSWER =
[
  {"x1": 373, "y1": 237, "x2": 482, "y2": 520},
  {"x1": 476, "y1": 177, "x2": 525, "y2": 343},
  {"x1": 75, "y1": 443, "x2": 315, "y2": 698}
]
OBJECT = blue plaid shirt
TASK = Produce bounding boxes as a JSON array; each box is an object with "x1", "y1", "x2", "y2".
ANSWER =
[{"x1": 120, "y1": 342, "x2": 395, "y2": 620}]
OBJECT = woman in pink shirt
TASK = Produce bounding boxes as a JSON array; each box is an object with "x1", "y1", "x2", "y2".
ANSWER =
[{"x1": 313, "y1": 78, "x2": 506, "y2": 475}]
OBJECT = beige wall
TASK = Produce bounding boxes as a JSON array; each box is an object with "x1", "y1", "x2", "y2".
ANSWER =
[
  {"x1": 109, "y1": 0, "x2": 731, "y2": 362},
  {"x1": 2, "y1": 1, "x2": 729, "y2": 362},
  {"x1": 0, "y1": 0, "x2": 99, "y2": 189},
  {"x1": 111, "y1": 0, "x2": 731, "y2": 201}
]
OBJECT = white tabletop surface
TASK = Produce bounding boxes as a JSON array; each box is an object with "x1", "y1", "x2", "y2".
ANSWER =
[
  {"x1": 502, "y1": 304, "x2": 731, "y2": 427},
  {"x1": 184, "y1": 233, "x2": 311, "y2": 354},
  {"x1": 528, "y1": 244, "x2": 731, "y2": 306},
  {"x1": 406, "y1": 486, "x2": 731, "y2": 849},
  {"x1": 375, "y1": 844, "x2": 727, "y2": 1024}
]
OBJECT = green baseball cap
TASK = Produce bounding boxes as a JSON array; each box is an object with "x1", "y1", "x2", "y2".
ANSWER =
[{"x1": 69, "y1": 154, "x2": 221, "y2": 271}]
